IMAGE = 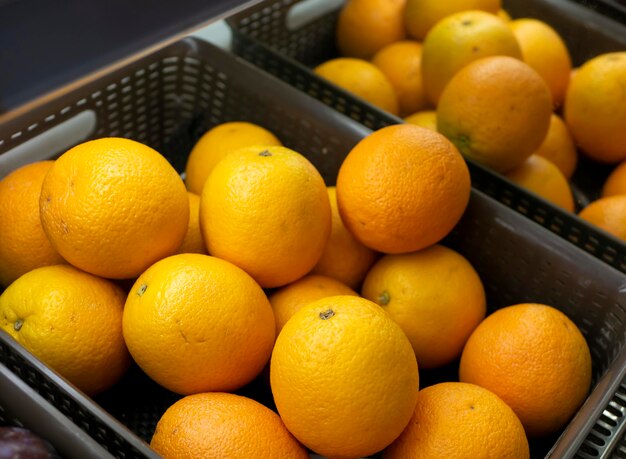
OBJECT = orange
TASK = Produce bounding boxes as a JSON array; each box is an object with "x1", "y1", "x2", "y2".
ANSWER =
[
  {"x1": 0, "y1": 265, "x2": 130, "y2": 395},
  {"x1": 184, "y1": 121, "x2": 281, "y2": 195},
  {"x1": 497, "y1": 8, "x2": 512, "y2": 21},
  {"x1": 271, "y1": 295, "x2": 419, "y2": 458},
  {"x1": 421, "y1": 10, "x2": 522, "y2": 105},
  {"x1": 505, "y1": 154, "x2": 575, "y2": 211},
  {"x1": 39, "y1": 137, "x2": 188, "y2": 280},
  {"x1": 336, "y1": 124, "x2": 470, "y2": 254},
  {"x1": 602, "y1": 161, "x2": 626, "y2": 197},
  {"x1": 0, "y1": 161, "x2": 65, "y2": 287},
  {"x1": 122, "y1": 253, "x2": 275, "y2": 395},
  {"x1": 313, "y1": 58, "x2": 399, "y2": 115},
  {"x1": 579, "y1": 196, "x2": 626, "y2": 242},
  {"x1": 565, "y1": 52, "x2": 626, "y2": 163},
  {"x1": 509, "y1": 18, "x2": 572, "y2": 107},
  {"x1": 361, "y1": 245, "x2": 486, "y2": 369},
  {"x1": 151, "y1": 392, "x2": 308, "y2": 459},
  {"x1": 310, "y1": 186, "x2": 378, "y2": 289},
  {"x1": 533, "y1": 114, "x2": 578, "y2": 179},
  {"x1": 384, "y1": 382, "x2": 529, "y2": 458},
  {"x1": 268, "y1": 274, "x2": 358, "y2": 334},
  {"x1": 175, "y1": 192, "x2": 207, "y2": 255},
  {"x1": 404, "y1": 110, "x2": 437, "y2": 131},
  {"x1": 438, "y1": 56, "x2": 552, "y2": 172},
  {"x1": 404, "y1": 0, "x2": 501, "y2": 40},
  {"x1": 199, "y1": 145, "x2": 330, "y2": 288},
  {"x1": 371, "y1": 40, "x2": 429, "y2": 117},
  {"x1": 336, "y1": 0, "x2": 406, "y2": 59},
  {"x1": 459, "y1": 303, "x2": 592, "y2": 437}
]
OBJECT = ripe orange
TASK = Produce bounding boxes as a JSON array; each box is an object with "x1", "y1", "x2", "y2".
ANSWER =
[
  {"x1": 602, "y1": 161, "x2": 626, "y2": 197},
  {"x1": 404, "y1": 0, "x2": 501, "y2": 40},
  {"x1": 533, "y1": 114, "x2": 578, "y2": 179},
  {"x1": 421, "y1": 10, "x2": 522, "y2": 106},
  {"x1": 579, "y1": 196, "x2": 626, "y2": 242},
  {"x1": 184, "y1": 121, "x2": 281, "y2": 195},
  {"x1": 384, "y1": 382, "x2": 529, "y2": 458},
  {"x1": 39, "y1": 138, "x2": 188, "y2": 279},
  {"x1": 404, "y1": 110, "x2": 437, "y2": 131},
  {"x1": 565, "y1": 52, "x2": 626, "y2": 163},
  {"x1": 509, "y1": 18, "x2": 572, "y2": 107},
  {"x1": 336, "y1": 124, "x2": 470, "y2": 254},
  {"x1": 313, "y1": 58, "x2": 399, "y2": 115},
  {"x1": 199, "y1": 145, "x2": 331, "y2": 288},
  {"x1": 336, "y1": 0, "x2": 406, "y2": 59},
  {"x1": 268, "y1": 274, "x2": 358, "y2": 334},
  {"x1": 371, "y1": 40, "x2": 429, "y2": 117},
  {"x1": 151, "y1": 392, "x2": 308, "y2": 459},
  {"x1": 0, "y1": 161, "x2": 65, "y2": 287},
  {"x1": 361, "y1": 245, "x2": 486, "y2": 369},
  {"x1": 497, "y1": 8, "x2": 512, "y2": 21},
  {"x1": 437, "y1": 56, "x2": 553, "y2": 172},
  {"x1": 459, "y1": 303, "x2": 592, "y2": 437},
  {"x1": 310, "y1": 186, "x2": 378, "y2": 289},
  {"x1": 0, "y1": 265, "x2": 130, "y2": 395},
  {"x1": 122, "y1": 253, "x2": 275, "y2": 395},
  {"x1": 175, "y1": 192, "x2": 207, "y2": 254},
  {"x1": 271, "y1": 295, "x2": 419, "y2": 458},
  {"x1": 505, "y1": 154, "x2": 575, "y2": 211}
]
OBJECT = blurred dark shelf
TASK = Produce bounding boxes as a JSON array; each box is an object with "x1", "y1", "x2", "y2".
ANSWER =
[{"x1": 0, "y1": 0, "x2": 257, "y2": 114}]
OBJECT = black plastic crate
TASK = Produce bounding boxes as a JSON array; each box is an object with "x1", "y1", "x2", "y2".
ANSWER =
[
  {"x1": 226, "y1": 0, "x2": 626, "y2": 278},
  {"x1": 2, "y1": 37, "x2": 626, "y2": 458},
  {"x1": 0, "y1": 358, "x2": 115, "y2": 459}
]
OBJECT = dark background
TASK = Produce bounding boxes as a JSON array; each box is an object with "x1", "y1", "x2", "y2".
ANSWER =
[
  {"x1": 1, "y1": 0, "x2": 625, "y2": 115},
  {"x1": 0, "y1": 0, "x2": 255, "y2": 114}
]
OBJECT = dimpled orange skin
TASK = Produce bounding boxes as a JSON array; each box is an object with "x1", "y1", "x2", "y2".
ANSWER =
[
  {"x1": 459, "y1": 303, "x2": 592, "y2": 437},
  {"x1": 151, "y1": 393, "x2": 308, "y2": 459},
  {"x1": 579, "y1": 196, "x2": 626, "y2": 242},
  {"x1": 39, "y1": 138, "x2": 189, "y2": 279},
  {"x1": 533, "y1": 114, "x2": 578, "y2": 179},
  {"x1": 175, "y1": 192, "x2": 207, "y2": 255},
  {"x1": 404, "y1": 0, "x2": 501, "y2": 40},
  {"x1": 509, "y1": 18, "x2": 573, "y2": 108},
  {"x1": 437, "y1": 56, "x2": 553, "y2": 173},
  {"x1": 384, "y1": 382, "x2": 530, "y2": 458},
  {"x1": 336, "y1": 124, "x2": 470, "y2": 254},
  {"x1": 0, "y1": 265, "x2": 131, "y2": 395},
  {"x1": 505, "y1": 154, "x2": 575, "y2": 212},
  {"x1": 268, "y1": 273, "x2": 358, "y2": 334},
  {"x1": 336, "y1": 0, "x2": 406, "y2": 59},
  {"x1": 0, "y1": 161, "x2": 65, "y2": 287},
  {"x1": 310, "y1": 187, "x2": 378, "y2": 289},
  {"x1": 361, "y1": 245, "x2": 486, "y2": 369},
  {"x1": 270, "y1": 295, "x2": 419, "y2": 458},
  {"x1": 200, "y1": 145, "x2": 331, "y2": 288},
  {"x1": 314, "y1": 58, "x2": 400, "y2": 115},
  {"x1": 602, "y1": 161, "x2": 626, "y2": 197},
  {"x1": 371, "y1": 41, "x2": 429, "y2": 117},
  {"x1": 421, "y1": 10, "x2": 522, "y2": 106},
  {"x1": 184, "y1": 121, "x2": 282, "y2": 195},
  {"x1": 565, "y1": 52, "x2": 626, "y2": 164},
  {"x1": 122, "y1": 254, "x2": 275, "y2": 395},
  {"x1": 404, "y1": 110, "x2": 437, "y2": 131}
]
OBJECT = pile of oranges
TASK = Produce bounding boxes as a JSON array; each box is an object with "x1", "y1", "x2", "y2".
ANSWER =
[
  {"x1": 318, "y1": 0, "x2": 626, "y2": 242},
  {"x1": 0, "y1": 108, "x2": 593, "y2": 456}
]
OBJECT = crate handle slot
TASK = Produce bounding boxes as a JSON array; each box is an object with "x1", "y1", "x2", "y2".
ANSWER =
[
  {"x1": 0, "y1": 110, "x2": 96, "y2": 179},
  {"x1": 286, "y1": 0, "x2": 344, "y2": 31}
]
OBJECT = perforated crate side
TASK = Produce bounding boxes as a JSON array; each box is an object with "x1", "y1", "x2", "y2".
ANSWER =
[
  {"x1": 229, "y1": 0, "x2": 626, "y2": 273},
  {"x1": 0, "y1": 333, "x2": 158, "y2": 459}
]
